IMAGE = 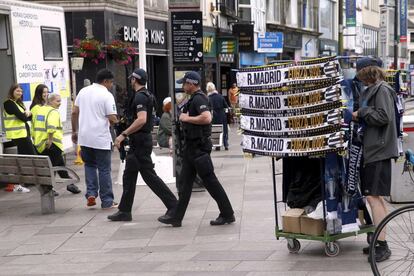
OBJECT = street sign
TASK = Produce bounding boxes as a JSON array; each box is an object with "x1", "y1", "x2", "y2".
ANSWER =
[
  {"x1": 257, "y1": 32, "x2": 283, "y2": 53},
  {"x1": 171, "y1": 11, "x2": 203, "y2": 64}
]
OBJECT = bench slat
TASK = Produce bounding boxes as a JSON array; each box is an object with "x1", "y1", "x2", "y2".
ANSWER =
[
  {"x1": 0, "y1": 158, "x2": 18, "y2": 166},
  {"x1": 17, "y1": 158, "x2": 50, "y2": 167},
  {"x1": 19, "y1": 167, "x2": 52, "y2": 176},
  {"x1": 0, "y1": 175, "x2": 53, "y2": 185},
  {"x1": 0, "y1": 166, "x2": 19, "y2": 174}
]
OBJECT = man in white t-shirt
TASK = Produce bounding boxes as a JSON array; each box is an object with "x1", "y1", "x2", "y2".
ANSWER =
[{"x1": 71, "y1": 69, "x2": 118, "y2": 209}]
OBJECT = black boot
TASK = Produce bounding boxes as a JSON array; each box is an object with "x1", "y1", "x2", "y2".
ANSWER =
[
  {"x1": 210, "y1": 214, "x2": 235, "y2": 226},
  {"x1": 368, "y1": 241, "x2": 391, "y2": 263},
  {"x1": 157, "y1": 214, "x2": 182, "y2": 227},
  {"x1": 67, "y1": 184, "x2": 81, "y2": 194},
  {"x1": 108, "y1": 211, "x2": 132, "y2": 221}
]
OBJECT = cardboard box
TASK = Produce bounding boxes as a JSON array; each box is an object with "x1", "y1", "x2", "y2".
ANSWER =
[
  {"x1": 282, "y1": 208, "x2": 304, "y2": 233},
  {"x1": 300, "y1": 215, "x2": 325, "y2": 236}
]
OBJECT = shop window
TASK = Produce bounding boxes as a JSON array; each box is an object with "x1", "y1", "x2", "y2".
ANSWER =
[
  {"x1": 410, "y1": 32, "x2": 414, "y2": 43},
  {"x1": 319, "y1": 0, "x2": 335, "y2": 39},
  {"x1": 299, "y1": 0, "x2": 318, "y2": 30},
  {"x1": 266, "y1": 0, "x2": 281, "y2": 23},
  {"x1": 41, "y1": 27, "x2": 63, "y2": 61},
  {"x1": 410, "y1": 51, "x2": 414, "y2": 65},
  {"x1": 239, "y1": 7, "x2": 251, "y2": 22},
  {"x1": 0, "y1": 15, "x2": 9, "y2": 50}
]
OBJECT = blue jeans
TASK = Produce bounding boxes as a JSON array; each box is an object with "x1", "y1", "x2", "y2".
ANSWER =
[{"x1": 80, "y1": 146, "x2": 114, "y2": 208}]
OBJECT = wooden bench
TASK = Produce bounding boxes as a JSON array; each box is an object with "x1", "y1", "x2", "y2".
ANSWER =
[
  {"x1": 0, "y1": 154, "x2": 80, "y2": 214},
  {"x1": 211, "y1": 124, "x2": 223, "y2": 150}
]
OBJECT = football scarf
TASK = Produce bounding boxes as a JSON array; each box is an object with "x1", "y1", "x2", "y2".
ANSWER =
[
  {"x1": 240, "y1": 108, "x2": 342, "y2": 137},
  {"x1": 237, "y1": 56, "x2": 340, "y2": 89},
  {"x1": 239, "y1": 85, "x2": 342, "y2": 113},
  {"x1": 242, "y1": 131, "x2": 344, "y2": 157}
]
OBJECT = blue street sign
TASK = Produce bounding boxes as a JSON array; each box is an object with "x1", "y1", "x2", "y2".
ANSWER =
[{"x1": 257, "y1": 32, "x2": 283, "y2": 53}]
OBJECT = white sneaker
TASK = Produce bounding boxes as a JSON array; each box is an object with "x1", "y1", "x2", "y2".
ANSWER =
[{"x1": 13, "y1": 185, "x2": 30, "y2": 193}]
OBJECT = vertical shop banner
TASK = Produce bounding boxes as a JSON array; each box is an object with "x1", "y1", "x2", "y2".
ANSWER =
[
  {"x1": 400, "y1": 0, "x2": 408, "y2": 42},
  {"x1": 345, "y1": 0, "x2": 356, "y2": 27}
]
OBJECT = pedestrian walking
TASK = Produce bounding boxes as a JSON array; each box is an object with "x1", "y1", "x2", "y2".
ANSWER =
[
  {"x1": 32, "y1": 93, "x2": 81, "y2": 195},
  {"x1": 352, "y1": 57, "x2": 399, "y2": 262},
  {"x1": 71, "y1": 69, "x2": 118, "y2": 209},
  {"x1": 158, "y1": 71, "x2": 234, "y2": 227},
  {"x1": 3, "y1": 84, "x2": 34, "y2": 193},
  {"x1": 108, "y1": 68, "x2": 178, "y2": 222},
  {"x1": 207, "y1": 82, "x2": 229, "y2": 150}
]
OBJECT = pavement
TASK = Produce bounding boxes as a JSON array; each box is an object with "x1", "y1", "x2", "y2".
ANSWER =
[{"x1": 0, "y1": 126, "x2": 376, "y2": 275}]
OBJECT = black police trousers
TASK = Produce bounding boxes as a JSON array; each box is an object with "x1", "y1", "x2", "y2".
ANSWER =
[
  {"x1": 118, "y1": 133, "x2": 177, "y2": 213},
  {"x1": 41, "y1": 144, "x2": 70, "y2": 179},
  {"x1": 174, "y1": 139, "x2": 234, "y2": 221}
]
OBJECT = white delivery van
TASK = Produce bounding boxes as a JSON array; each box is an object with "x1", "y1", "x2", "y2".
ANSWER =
[{"x1": 0, "y1": 0, "x2": 70, "y2": 152}]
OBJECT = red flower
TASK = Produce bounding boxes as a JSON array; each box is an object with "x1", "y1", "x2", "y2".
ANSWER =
[{"x1": 73, "y1": 38, "x2": 105, "y2": 63}]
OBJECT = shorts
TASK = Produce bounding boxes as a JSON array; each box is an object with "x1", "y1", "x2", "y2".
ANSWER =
[{"x1": 360, "y1": 159, "x2": 391, "y2": 196}]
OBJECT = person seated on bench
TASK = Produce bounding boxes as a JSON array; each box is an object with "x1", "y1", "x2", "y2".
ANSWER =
[
  {"x1": 3, "y1": 84, "x2": 34, "y2": 193},
  {"x1": 32, "y1": 93, "x2": 81, "y2": 195},
  {"x1": 157, "y1": 97, "x2": 173, "y2": 154}
]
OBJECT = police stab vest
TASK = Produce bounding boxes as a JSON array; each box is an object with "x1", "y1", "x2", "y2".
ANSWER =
[
  {"x1": 182, "y1": 92, "x2": 212, "y2": 140},
  {"x1": 3, "y1": 100, "x2": 28, "y2": 140}
]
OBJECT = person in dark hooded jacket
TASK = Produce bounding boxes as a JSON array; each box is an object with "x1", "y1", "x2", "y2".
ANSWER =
[
  {"x1": 206, "y1": 82, "x2": 229, "y2": 150},
  {"x1": 352, "y1": 57, "x2": 398, "y2": 263}
]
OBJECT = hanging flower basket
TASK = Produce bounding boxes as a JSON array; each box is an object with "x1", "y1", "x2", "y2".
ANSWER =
[
  {"x1": 73, "y1": 38, "x2": 106, "y2": 64},
  {"x1": 106, "y1": 40, "x2": 137, "y2": 65}
]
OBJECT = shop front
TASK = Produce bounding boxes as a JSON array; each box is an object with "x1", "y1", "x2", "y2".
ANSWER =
[{"x1": 65, "y1": 11, "x2": 168, "y2": 114}]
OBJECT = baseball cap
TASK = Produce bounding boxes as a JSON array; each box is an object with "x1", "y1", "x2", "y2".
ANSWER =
[
  {"x1": 176, "y1": 71, "x2": 201, "y2": 85},
  {"x1": 129, "y1": 68, "x2": 148, "y2": 84},
  {"x1": 356, "y1": 57, "x2": 383, "y2": 71},
  {"x1": 163, "y1": 97, "x2": 171, "y2": 106}
]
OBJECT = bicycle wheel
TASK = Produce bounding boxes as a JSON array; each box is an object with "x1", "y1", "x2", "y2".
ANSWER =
[{"x1": 370, "y1": 205, "x2": 414, "y2": 276}]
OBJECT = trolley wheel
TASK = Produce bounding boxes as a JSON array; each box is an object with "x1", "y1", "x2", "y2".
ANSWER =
[
  {"x1": 287, "y1": 239, "x2": 301, "y2": 253},
  {"x1": 325, "y1": 242, "x2": 340, "y2": 257}
]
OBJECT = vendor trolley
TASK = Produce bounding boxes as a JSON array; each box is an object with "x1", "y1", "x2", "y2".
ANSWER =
[
  {"x1": 271, "y1": 157, "x2": 376, "y2": 257},
  {"x1": 237, "y1": 56, "x2": 380, "y2": 257}
]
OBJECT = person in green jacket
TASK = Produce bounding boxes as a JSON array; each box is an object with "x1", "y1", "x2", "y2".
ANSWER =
[{"x1": 157, "y1": 97, "x2": 172, "y2": 152}]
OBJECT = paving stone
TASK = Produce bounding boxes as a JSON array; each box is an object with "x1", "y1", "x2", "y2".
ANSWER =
[
  {"x1": 98, "y1": 261, "x2": 163, "y2": 273},
  {"x1": 0, "y1": 264, "x2": 31, "y2": 275},
  {"x1": 232, "y1": 261, "x2": 297, "y2": 272},
  {"x1": 109, "y1": 227, "x2": 155, "y2": 240},
  {"x1": 25, "y1": 263, "x2": 106, "y2": 274},
  {"x1": 178, "y1": 272, "x2": 248, "y2": 276},
  {"x1": 55, "y1": 236, "x2": 108, "y2": 252},
  {"x1": 8, "y1": 254, "x2": 73, "y2": 265},
  {"x1": 139, "y1": 251, "x2": 199, "y2": 262},
  {"x1": 35, "y1": 225, "x2": 81, "y2": 235},
  {"x1": 103, "y1": 238, "x2": 150, "y2": 249},
  {"x1": 192, "y1": 251, "x2": 273, "y2": 261},
  {"x1": 291, "y1": 260, "x2": 372, "y2": 272},
  {"x1": 155, "y1": 261, "x2": 240, "y2": 272},
  {"x1": 8, "y1": 233, "x2": 72, "y2": 256},
  {"x1": 68, "y1": 252, "x2": 147, "y2": 263}
]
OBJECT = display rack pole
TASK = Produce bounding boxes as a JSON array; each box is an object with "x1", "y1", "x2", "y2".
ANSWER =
[{"x1": 272, "y1": 157, "x2": 280, "y2": 239}]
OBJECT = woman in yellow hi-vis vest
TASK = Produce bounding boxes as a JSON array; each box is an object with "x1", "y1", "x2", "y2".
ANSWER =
[
  {"x1": 32, "y1": 93, "x2": 81, "y2": 195},
  {"x1": 3, "y1": 84, "x2": 34, "y2": 193},
  {"x1": 29, "y1": 84, "x2": 48, "y2": 120}
]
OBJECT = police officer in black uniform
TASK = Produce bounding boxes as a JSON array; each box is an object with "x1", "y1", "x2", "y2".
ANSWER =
[
  {"x1": 108, "y1": 68, "x2": 178, "y2": 221},
  {"x1": 158, "y1": 71, "x2": 235, "y2": 227}
]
